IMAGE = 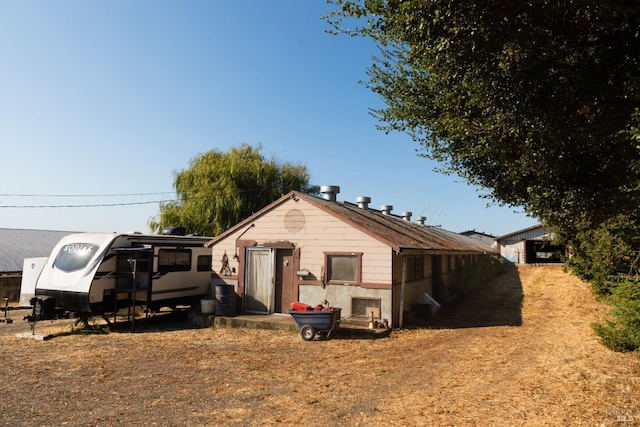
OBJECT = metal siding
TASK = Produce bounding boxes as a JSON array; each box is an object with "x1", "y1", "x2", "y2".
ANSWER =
[
  {"x1": 497, "y1": 225, "x2": 551, "y2": 243},
  {"x1": 501, "y1": 243, "x2": 521, "y2": 263},
  {"x1": 0, "y1": 229, "x2": 76, "y2": 272}
]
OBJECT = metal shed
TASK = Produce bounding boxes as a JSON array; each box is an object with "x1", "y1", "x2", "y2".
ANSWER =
[
  {"x1": 0, "y1": 228, "x2": 75, "y2": 302},
  {"x1": 494, "y1": 225, "x2": 564, "y2": 264}
]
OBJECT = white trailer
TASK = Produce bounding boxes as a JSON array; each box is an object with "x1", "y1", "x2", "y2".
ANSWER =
[{"x1": 33, "y1": 232, "x2": 212, "y2": 317}]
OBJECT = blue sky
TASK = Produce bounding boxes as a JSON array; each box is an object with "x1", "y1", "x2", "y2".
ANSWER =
[{"x1": 0, "y1": 1, "x2": 537, "y2": 237}]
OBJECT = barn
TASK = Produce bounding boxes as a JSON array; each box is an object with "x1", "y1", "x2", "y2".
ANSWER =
[
  {"x1": 494, "y1": 224, "x2": 565, "y2": 264},
  {"x1": 205, "y1": 186, "x2": 496, "y2": 328},
  {"x1": 0, "y1": 228, "x2": 75, "y2": 304}
]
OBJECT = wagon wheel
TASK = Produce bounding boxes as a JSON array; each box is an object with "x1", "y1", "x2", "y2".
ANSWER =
[{"x1": 300, "y1": 325, "x2": 316, "y2": 341}]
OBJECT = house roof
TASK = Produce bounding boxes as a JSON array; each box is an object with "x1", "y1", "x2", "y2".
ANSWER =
[
  {"x1": 0, "y1": 228, "x2": 75, "y2": 273},
  {"x1": 206, "y1": 191, "x2": 495, "y2": 254}
]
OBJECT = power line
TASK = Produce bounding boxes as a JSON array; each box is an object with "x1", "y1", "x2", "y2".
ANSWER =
[
  {"x1": 0, "y1": 183, "x2": 303, "y2": 208},
  {"x1": 0, "y1": 200, "x2": 176, "y2": 208},
  {"x1": 0, "y1": 181, "x2": 288, "y2": 198},
  {"x1": 0, "y1": 191, "x2": 175, "y2": 197}
]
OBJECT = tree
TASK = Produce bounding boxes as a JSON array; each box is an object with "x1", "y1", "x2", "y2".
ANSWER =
[
  {"x1": 325, "y1": 1, "x2": 640, "y2": 237},
  {"x1": 148, "y1": 144, "x2": 318, "y2": 236},
  {"x1": 325, "y1": 1, "x2": 640, "y2": 351}
]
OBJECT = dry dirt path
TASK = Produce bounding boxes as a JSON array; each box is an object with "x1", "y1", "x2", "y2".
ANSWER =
[{"x1": 0, "y1": 265, "x2": 638, "y2": 426}]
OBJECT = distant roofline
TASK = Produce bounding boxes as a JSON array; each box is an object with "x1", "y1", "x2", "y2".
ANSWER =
[
  {"x1": 0, "y1": 227, "x2": 79, "y2": 233},
  {"x1": 496, "y1": 224, "x2": 545, "y2": 240},
  {"x1": 459, "y1": 230, "x2": 496, "y2": 238}
]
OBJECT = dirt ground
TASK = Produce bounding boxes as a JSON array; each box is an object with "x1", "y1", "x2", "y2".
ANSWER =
[{"x1": 0, "y1": 265, "x2": 638, "y2": 426}]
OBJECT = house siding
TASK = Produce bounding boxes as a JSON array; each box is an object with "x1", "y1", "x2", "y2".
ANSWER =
[
  {"x1": 209, "y1": 197, "x2": 393, "y2": 318},
  {"x1": 299, "y1": 284, "x2": 391, "y2": 320},
  {"x1": 207, "y1": 191, "x2": 495, "y2": 328}
]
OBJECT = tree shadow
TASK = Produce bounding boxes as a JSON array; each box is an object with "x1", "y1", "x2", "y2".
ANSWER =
[
  {"x1": 411, "y1": 264, "x2": 523, "y2": 329},
  {"x1": 109, "y1": 309, "x2": 196, "y2": 333}
]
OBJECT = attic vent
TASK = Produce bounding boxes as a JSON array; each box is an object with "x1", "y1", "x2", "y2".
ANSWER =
[
  {"x1": 402, "y1": 212, "x2": 412, "y2": 221},
  {"x1": 356, "y1": 196, "x2": 371, "y2": 209},
  {"x1": 351, "y1": 297, "x2": 381, "y2": 319},
  {"x1": 320, "y1": 185, "x2": 340, "y2": 201},
  {"x1": 380, "y1": 205, "x2": 393, "y2": 215},
  {"x1": 284, "y1": 209, "x2": 305, "y2": 233},
  {"x1": 416, "y1": 216, "x2": 426, "y2": 225}
]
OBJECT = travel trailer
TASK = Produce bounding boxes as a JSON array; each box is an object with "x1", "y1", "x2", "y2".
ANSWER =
[{"x1": 27, "y1": 231, "x2": 212, "y2": 318}]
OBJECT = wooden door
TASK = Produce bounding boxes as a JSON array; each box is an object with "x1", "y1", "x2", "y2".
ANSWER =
[{"x1": 274, "y1": 249, "x2": 294, "y2": 313}]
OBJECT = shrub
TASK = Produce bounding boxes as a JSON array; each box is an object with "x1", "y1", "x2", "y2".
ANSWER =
[
  {"x1": 564, "y1": 214, "x2": 640, "y2": 296},
  {"x1": 592, "y1": 274, "x2": 640, "y2": 352}
]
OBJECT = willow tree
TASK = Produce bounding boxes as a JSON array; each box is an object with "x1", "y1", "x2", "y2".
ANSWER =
[{"x1": 149, "y1": 144, "x2": 318, "y2": 236}]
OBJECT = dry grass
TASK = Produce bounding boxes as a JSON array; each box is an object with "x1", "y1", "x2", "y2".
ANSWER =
[{"x1": 1, "y1": 265, "x2": 638, "y2": 426}]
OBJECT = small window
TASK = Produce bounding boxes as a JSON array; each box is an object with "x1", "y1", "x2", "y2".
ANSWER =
[
  {"x1": 158, "y1": 249, "x2": 191, "y2": 272},
  {"x1": 325, "y1": 252, "x2": 362, "y2": 283},
  {"x1": 406, "y1": 255, "x2": 424, "y2": 281},
  {"x1": 197, "y1": 255, "x2": 212, "y2": 272},
  {"x1": 53, "y1": 243, "x2": 100, "y2": 272}
]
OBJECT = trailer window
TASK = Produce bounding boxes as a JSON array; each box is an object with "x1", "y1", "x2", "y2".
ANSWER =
[
  {"x1": 158, "y1": 249, "x2": 191, "y2": 272},
  {"x1": 197, "y1": 255, "x2": 212, "y2": 272},
  {"x1": 53, "y1": 243, "x2": 100, "y2": 272}
]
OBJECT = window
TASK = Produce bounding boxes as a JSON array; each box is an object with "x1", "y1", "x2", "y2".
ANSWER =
[
  {"x1": 405, "y1": 255, "x2": 424, "y2": 281},
  {"x1": 158, "y1": 249, "x2": 191, "y2": 272},
  {"x1": 325, "y1": 252, "x2": 362, "y2": 283},
  {"x1": 53, "y1": 243, "x2": 99, "y2": 272},
  {"x1": 197, "y1": 255, "x2": 212, "y2": 272}
]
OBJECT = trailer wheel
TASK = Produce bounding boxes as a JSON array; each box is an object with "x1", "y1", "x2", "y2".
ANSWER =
[{"x1": 300, "y1": 325, "x2": 316, "y2": 341}]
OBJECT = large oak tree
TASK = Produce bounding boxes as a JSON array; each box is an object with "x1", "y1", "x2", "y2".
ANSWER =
[
  {"x1": 325, "y1": 1, "x2": 640, "y2": 237},
  {"x1": 326, "y1": 0, "x2": 640, "y2": 350}
]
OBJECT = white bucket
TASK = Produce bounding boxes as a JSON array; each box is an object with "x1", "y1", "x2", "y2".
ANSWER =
[{"x1": 201, "y1": 298, "x2": 216, "y2": 314}]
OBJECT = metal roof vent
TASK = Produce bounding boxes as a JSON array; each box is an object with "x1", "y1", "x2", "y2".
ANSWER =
[
  {"x1": 402, "y1": 212, "x2": 412, "y2": 221},
  {"x1": 320, "y1": 185, "x2": 340, "y2": 201},
  {"x1": 356, "y1": 196, "x2": 371, "y2": 209},
  {"x1": 416, "y1": 216, "x2": 427, "y2": 225},
  {"x1": 380, "y1": 205, "x2": 393, "y2": 215}
]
